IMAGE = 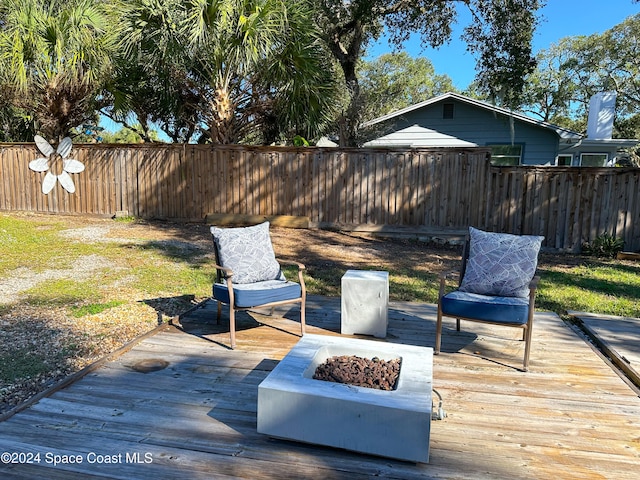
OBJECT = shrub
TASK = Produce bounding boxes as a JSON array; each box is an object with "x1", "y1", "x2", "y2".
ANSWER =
[{"x1": 582, "y1": 232, "x2": 625, "y2": 258}]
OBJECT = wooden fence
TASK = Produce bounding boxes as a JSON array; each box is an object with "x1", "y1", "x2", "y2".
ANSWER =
[{"x1": 1, "y1": 143, "x2": 639, "y2": 252}]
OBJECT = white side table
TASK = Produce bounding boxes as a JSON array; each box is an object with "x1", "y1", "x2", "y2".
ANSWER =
[{"x1": 341, "y1": 270, "x2": 389, "y2": 338}]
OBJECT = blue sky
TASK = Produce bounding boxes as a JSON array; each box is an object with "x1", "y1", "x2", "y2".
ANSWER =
[{"x1": 367, "y1": 1, "x2": 640, "y2": 90}]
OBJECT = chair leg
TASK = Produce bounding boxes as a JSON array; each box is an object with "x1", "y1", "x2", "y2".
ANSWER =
[
  {"x1": 435, "y1": 305, "x2": 443, "y2": 354},
  {"x1": 456, "y1": 318, "x2": 461, "y2": 331},
  {"x1": 522, "y1": 292, "x2": 536, "y2": 371},
  {"x1": 216, "y1": 300, "x2": 222, "y2": 325},
  {"x1": 224, "y1": 278, "x2": 237, "y2": 349},
  {"x1": 522, "y1": 325, "x2": 532, "y2": 372},
  {"x1": 300, "y1": 298, "x2": 306, "y2": 336},
  {"x1": 229, "y1": 306, "x2": 236, "y2": 349}
]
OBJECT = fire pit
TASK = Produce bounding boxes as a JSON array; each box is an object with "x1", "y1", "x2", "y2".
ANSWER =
[{"x1": 257, "y1": 334, "x2": 433, "y2": 463}]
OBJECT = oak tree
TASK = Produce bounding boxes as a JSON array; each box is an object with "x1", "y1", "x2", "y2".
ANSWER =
[{"x1": 313, "y1": 0, "x2": 542, "y2": 145}]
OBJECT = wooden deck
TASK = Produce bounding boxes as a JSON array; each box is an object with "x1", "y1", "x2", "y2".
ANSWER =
[
  {"x1": 1, "y1": 296, "x2": 639, "y2": 479},
  {"x1": 570, "y1": 310, "x2": 640, "y2": 390}
]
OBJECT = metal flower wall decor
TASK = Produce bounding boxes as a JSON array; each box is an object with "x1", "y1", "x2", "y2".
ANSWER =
[{"x1": 29, "y1": 136, "x2": 85, "y2": 194}]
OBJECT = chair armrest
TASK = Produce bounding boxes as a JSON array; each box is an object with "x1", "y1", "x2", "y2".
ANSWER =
[
  {"x1": 439, "y1": 270, "x2": 458, "y2": 281},
  {"x1": 277, "y1": 259, "x2": 307, "y2": 295},
  {"x1": 438, "y1": 270, "x2": 459, "y2": 298},
  {"x1": 277, "y1": 259, "x2": 306, "y2": 271},
  {"x1": 214, "y1": 264, "x2": 234, "y2": 279},
  {"x1": 526, "y1": 275, "x2": 541, "y2": 311}
]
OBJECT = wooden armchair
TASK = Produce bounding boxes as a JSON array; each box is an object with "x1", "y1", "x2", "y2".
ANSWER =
[
  {"x1": 435, "y1": 228, "x2": 543, "y2": 371},
  {"x1": 211, "y1": 222, "x2": 306, "y2": 349}
]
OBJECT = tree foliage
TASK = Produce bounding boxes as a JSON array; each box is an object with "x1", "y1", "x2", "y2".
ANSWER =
[
  {"x1": 520, "y1": 12, "x2": 640, "y2": 166},
  {"x1": 313, "y1": 0, "x2": 542, "y2": 146},
  {"x1": 0, "y1": 0, "x2": 339, "y2": 144},
  {"x1": 462, "y1": 0, "x2": 540, "y2": 107},
  {"x1": 523, "y1": 13, "x2": 640, "y2": 139},
  {"x1": 0, "y1": 0, "x2": 120, "y2": 140},
  {"x1": 0, "y1": 101, "x2": 34, "y2": 142},
  {"x1": 520, "y1": 40, "x2": 580, "y2": 124},
  {"x1": 358, "y1": 52, "x2": 456, "y2": 122},
  {"x1": 105, "y1": 0, "x2": 201, "y2": 143},
  {"x1": 111, "y1": 0, "x2": 339, "y2": 144},
  {"x1": 8, "y1": 0, "x2": 639, "y2": 150}
]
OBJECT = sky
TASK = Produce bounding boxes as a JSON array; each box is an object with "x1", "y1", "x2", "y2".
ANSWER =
[{"x1": 367, "y1": 1, "x2": 640, "y2": 90}]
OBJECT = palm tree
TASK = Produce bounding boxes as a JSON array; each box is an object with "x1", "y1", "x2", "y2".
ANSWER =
[
  {"x1": 108, "y1": 0, "x2": 203, "y2": 143},
  {"x1": 116, "y1": 0, "x2": 339, "y2": 144},
  {"x1": 0, "y1": 0, "x2": 120, "y2": 141}
]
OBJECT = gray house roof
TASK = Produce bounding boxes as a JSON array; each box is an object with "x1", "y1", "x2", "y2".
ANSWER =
[{"x1": 362, "y1": 92, "x2": 583, "y2": 141}]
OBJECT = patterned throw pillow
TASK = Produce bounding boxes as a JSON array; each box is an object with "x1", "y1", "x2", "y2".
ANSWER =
[
  {"x1": 459, "y1": 227, "x2": 543, "y2": 298},
  {"x1": 210, "y1": 222, "x2": 282, "y2": 284}
]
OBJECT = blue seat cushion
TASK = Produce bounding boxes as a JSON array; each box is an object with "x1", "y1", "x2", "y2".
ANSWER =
[
  {"x1": 213, "y1": 280, "x2": 302, "y2": 308},
  {"x1": 441, "y1": 290, "x2": 530, "y2": 324}
]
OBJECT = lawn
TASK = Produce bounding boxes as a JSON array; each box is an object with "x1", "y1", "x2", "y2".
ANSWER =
[
  {"x1": 536, "y1": 260, "x2": 640, "y2": 318},
  {"x1": 1, "y1": 212, "x2": 640, "y2": 414}
]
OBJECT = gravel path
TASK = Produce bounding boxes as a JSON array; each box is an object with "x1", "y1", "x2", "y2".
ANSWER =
[{"x1": 0, "y1": 254, "x2": 117, "y2": 304}]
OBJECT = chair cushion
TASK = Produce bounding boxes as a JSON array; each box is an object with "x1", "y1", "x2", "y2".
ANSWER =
[
  {"x1": 214, "y1": 280, "x2": 302, "y2": 308},
  {"x1": 210, "y1": 222, "x2": 282, "y2": 284},
  {"x1": 459, "y1": 227, "x2": 543, "y2": 298},
  {"x1": 441, "y1": 290, "x2": 530, "y2": 324}
]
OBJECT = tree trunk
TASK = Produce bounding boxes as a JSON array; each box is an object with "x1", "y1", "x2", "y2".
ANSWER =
[
  {"x1": 325, "y1": 23, "x2": 365, "y2": 147},
  {"x1": 340, "y1": 60, "x2": 361, "y2": 147},
  {"x1": 207, "y1": 85, "x2": 238, "y2": 144}
]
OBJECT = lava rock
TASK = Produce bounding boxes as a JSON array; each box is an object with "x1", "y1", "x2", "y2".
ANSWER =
[{"x1": 313, "y1": 355, "x2": 401, "y2": 390}]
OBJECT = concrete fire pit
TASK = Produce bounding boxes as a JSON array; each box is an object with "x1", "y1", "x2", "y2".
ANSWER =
[{"x1": 257, "y1": 334, "x2": 433, "y2": 463}]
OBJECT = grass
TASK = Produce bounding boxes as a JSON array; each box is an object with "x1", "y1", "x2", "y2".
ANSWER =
[
  {"x1": 5, "y1": 213, "x2": 640, "y2": 319},
  {"x1": 0, "y1": 348, "x2": 50, "y2": 383},
  {"x1": 1, "y1": 232, "x2": 104, "y2": 276},
  {"x1": 70, "y1": 300, "x2": 126, "y2": 318},
  {"x1": 301, "y1": 265, "x2": 441, "y2": 302},
  {"x1": 21, "y1": 279, "x2": 102, "y2": 307},
  {"x1": 3, "y1": 213, "x2": 640, "y2": 320},
  {"x1": 536, "y1": 260, "x2": 640, "y2": 318},
  {"x1": 301, "y1": 256, "x2": 640, "y2": 320},
  {"x1": 0, "y1": 215, "x2": 217, "y2": 309}
]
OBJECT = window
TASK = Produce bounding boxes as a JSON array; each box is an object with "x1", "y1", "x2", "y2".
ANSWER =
[
  {"x1": 487, "y1": 144, "x2": 523, "y2": 166},
  {"x1": 580, "y1": 153, "x2": 608, "y2": 167},
  {"x1": 557, "y1": 155, "x2": 573, "y2": 166},
  {"x1": 443, "y1": 103, "x2": 454, "y2": 119}
]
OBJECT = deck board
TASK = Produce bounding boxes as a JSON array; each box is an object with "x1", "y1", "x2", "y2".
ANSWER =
[
  {"x1": 569, "y1": 310, "x2": 640, "y2": 389},
  {"x1": 1, "y1": 296, "x2": 639, "y2": 479}
]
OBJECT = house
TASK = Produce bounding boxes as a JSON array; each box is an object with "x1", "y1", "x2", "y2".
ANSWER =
[{"x1": 361, "y1": 92, "x2": 638, "y2": 166}]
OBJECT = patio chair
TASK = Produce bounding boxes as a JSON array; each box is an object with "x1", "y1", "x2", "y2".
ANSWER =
[
  {"x1": 210, "y1": 221, "x2": 306, "y2": 349},
  {"x1": 435, "y1": 227, "x2": 543, "y2": 371}
]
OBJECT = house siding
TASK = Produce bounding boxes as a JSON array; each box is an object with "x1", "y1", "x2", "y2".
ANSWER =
[{"x1": 378, "y1": 99, "x2": 560, "y2": 165}]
